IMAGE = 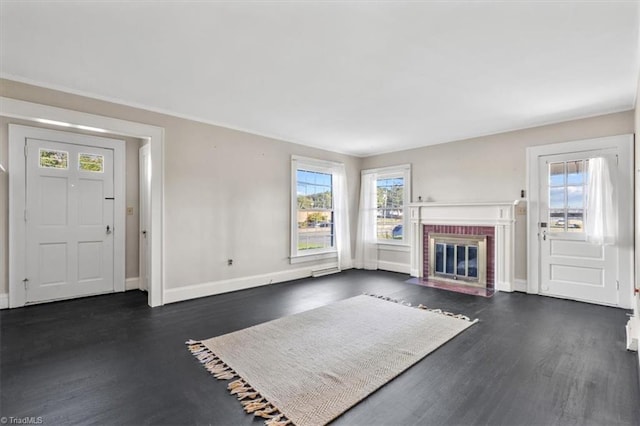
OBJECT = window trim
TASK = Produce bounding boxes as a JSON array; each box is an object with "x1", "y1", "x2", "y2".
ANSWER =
[
  {"x1": 363, "y1": 164, "x2": 411, "y2": 246},
  {"x1": 290, "y1": 156, "x2": 342, "y2": 262}
]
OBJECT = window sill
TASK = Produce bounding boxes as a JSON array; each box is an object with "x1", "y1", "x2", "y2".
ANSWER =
[
  {"x1": 377, "y1": 242, "x2": 410, "y2": 252},
  {"x1": 290, "y1": 251, "x2": 338, "y2": 264}
]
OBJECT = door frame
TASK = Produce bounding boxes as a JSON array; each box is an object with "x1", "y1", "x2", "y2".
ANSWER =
[
  {"x1": 526, "y1": 134, "x2": 634, "y2": 309},
  {"x1": 2, "y1": 97, "x2": 165, "y2": 307},
  {"x1": 10, "y1": 125, "x2": 125, "y2": 305},
  {"x1": 139, "y1": 143, "x2": 151, "y2": 292}
]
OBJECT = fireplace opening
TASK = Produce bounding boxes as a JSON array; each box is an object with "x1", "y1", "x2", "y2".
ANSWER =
[{"x1": 429, "y1": 234, "x2": 487, "y2": 287}]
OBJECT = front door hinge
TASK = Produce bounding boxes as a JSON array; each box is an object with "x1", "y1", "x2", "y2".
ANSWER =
[
  {"x1": 24, "y1": 209, "x2": 27, "y2": 222},
  {"x1": 24, "y1": 144, "x2": 28, "y2": 158},
  {"x1": 616, "y1": 280, "x2": 620, "y2": 290}
]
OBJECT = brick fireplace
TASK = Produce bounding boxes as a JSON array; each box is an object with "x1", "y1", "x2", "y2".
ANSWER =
[
  {"x1": 423, "y1": 225, "x2": 495, "y2": 291},
  {"x1": 409, "y1": 201, "x2": 518, "y2": 293}
]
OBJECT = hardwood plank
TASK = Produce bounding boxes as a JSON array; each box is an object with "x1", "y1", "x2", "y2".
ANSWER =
[{"x1": 1, "y1": 270, "x2": 638, "y2": 425}]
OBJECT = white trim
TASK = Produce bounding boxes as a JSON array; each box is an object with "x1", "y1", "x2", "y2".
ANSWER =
[
  {"x1": 361, "y1": 163, "x2": 411, "y2": 176},
  {"x1": 626, "y1": 317, "x2": 639, "y2": 351},
  {"x1": 409, "y1": 201, "x2": 518, "y2": 208},
  {"x1": 291, "y1": 155, "x2": 344, "y2": 168},
  {"x1": 377, "y1": 261, "x2": 410, "y2": 274},
  {"x1": 1, "y1": 96, "x2": 165, "y2": 307},
  {"x1": 289, "y1": 252, "x2": 337, "y2": 264},
  {"x1": 9, "y1": 125, "x2": 126, "y2": 306},
  {"x1": 164, "y1": 263, "x2": 339, "y2": 304},
  {"x1": 125, "y1": 277, "x2": 140, "y2": 291},
  {"x1": 514, "y1": 278, "x2": 528, "y2": 293},
  {"x1": 378, "y1": 243, "x2": 410, "y2": 252},
  {"x1": 0, "y1": 293, "x2": 8, "y2": 309},
  {"x1": 526, "y1": 134, "x2": 634, "y2": 309}
]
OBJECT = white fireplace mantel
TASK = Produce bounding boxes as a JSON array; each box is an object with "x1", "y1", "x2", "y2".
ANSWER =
[{"x1": 409, "y1": 200, "x2": 520, "y2": 293}]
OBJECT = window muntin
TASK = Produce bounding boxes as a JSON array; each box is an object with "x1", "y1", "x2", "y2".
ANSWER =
[
  {"x1": 39, "y1": 149, "x2": 68, "y2": 169},
  {"x1": 376, "y1": 176, "x2": 404, "y2": 241},
  {"x1": 296, "y1": 169, "x2": 334, "y2": 252},
  {"x1": 549, "y1": 160, "x2": 588, "y2": 233},
  {"x1": 78, "y1": 153, "x2": 104, "y2": 173}
]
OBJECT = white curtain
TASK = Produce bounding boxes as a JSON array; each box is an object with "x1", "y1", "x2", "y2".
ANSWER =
[
  {"x1": 585, "y1": 157, "x2": 616, "y2": 245},
  {"x1": 355, "y1": 172, "x2": 378, "y2": 270},
  {"x1": 333, "y1": 164, "x2": 353, "y2": 270}
]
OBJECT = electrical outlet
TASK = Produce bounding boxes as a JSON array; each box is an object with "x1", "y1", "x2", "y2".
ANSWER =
[
  {"x1": 228, "y1": 259, "x2": 233, "y2": 266},
  {"x1": 127, "y1": 207, "x2": 134, "y2": 215}
]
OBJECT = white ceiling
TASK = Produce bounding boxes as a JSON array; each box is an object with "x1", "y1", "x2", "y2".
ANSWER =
[{"x1": 1, "y1": 1, "x2": 639, "y2": 157}]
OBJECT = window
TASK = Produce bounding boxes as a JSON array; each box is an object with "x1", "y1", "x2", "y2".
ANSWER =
[
  {"x1": 296, "y1": 169, "x2": 334, "y2": 252},
  {"x1": 365, "y1": 165, "x2": 410, "y2": 243},
  {"x1": 548, "y1": 159, "x2": 588, "y2": 233},
  {"x1": 291, "y1": 156, "x2": 344, "y2": 261},
  {"x1": 376, "y1": 176, "x2": 404, "y2": 240},
  {"x1": 78, "y1": 153, "x2": 104, "y2": 172},
  {"x1": 39, "y1": 149, "x2": 68, "y2": 169}
]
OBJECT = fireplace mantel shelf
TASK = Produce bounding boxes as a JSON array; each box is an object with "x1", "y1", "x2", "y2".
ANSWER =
[{"x1": 409, "y1": 200, "x2": 521, "y2": 208}]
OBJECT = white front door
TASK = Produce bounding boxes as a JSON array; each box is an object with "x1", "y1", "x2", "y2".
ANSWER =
[
  {"x1": 538, "y1": 150, "x2": 619, "y2": 305},
  {"x1": 25, "y1": 138, "x2": 115, "y2": 303}
]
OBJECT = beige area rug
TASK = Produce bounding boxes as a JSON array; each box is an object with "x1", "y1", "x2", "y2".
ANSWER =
[{"x1": 186, "y1": 294, "x2": 477, "y2": 426}]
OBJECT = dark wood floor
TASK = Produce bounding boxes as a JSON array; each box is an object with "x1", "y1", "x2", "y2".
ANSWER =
[{"x1": 1, "y1": 270, "x2": 639, "y2": 425}]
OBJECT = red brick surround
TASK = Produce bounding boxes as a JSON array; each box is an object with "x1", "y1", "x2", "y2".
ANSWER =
[{"x1": 423, "y1": 224, "x2": 495, "y2": 290}]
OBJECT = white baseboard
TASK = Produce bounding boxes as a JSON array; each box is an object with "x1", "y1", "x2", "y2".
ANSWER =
[
  {"x1": 513, "y1": 279, "x2": 528, "y2": 293},
  {"x1": 377, "y1": 261, "x2": 410, "y2": 274},
  {"x1": 125, "y1": 277, "x2": 140, "y2": 291},
  {"x1": 163, "y1": 262, "x2": 339, "y2": 304},
  {"x1": 0, "y1": 293, "x2": 8, "y2": 309}
]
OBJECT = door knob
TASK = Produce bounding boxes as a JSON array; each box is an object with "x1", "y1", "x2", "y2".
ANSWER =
[
  {"x1": 106, "y1": 225, "x2": 112, "y2": 234},
  {"x1": 142, "y1": 230, "x2": 147, "y2": 237}
]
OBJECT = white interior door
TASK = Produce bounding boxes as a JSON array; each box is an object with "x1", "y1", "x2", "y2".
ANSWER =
[
  {"x1": 538, "y1": 150, "x2": 619, "y2": 306},
  {"x1": 139, "y1": 143, "x2": 151, "y2": 292},
  {"x1": 26, "y1": 138, "x2": 115, "y2": 303}
]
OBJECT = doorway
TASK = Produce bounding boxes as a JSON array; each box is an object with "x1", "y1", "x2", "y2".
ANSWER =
[
  {"x1": 4, "y1": 96, "x2": 164, "y2": 307},
  {"x1": 10, "y1": 125, "x2": 125, "y2": 305},
  {"x1": 527, "y1": 135, "x2": 634, "y2": 308}
]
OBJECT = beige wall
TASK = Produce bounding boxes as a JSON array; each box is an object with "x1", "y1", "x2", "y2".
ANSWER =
[
  {"x1": 362, "y1": 110, "x2": 634, "y2": 281},
  {"x1": 0, "y1": 77, "x2": 634, "y2": 297},
  {"x1": 0, "y1": 79, "x2": 362, "y2": 294},
  {"x1": 0, "y1": 115, "x2": 143, "y2": 293}
]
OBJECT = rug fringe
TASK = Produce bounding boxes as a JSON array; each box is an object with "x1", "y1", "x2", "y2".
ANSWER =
[
  {"x1": 363, "y1": 293, "x2": 478, "y2": 322},
  {"x1": 185, "y1": 340, "x2": 292, "y2": 425}
]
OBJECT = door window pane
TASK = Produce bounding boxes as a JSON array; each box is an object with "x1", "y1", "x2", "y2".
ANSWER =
[
  {"x1": 548, "y1": 159, "x2": 587, "y2": 233},
  {"x1": 79, "y1": 153, "x2": 104, "y2": 173},
  {"x1": 566, "y1": 161, "x2": 584, "y2": 185},
  {"x1": 39, "y1": 149, "x2": 68, "y2": 169},
  {"x1": 549, "y1": 162, "x2": 565, "y2": 186}
]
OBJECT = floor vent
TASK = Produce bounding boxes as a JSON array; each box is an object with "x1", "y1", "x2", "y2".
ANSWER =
[{"x1": 311, "y1": 267, "x2": 340, "y2": 278}]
